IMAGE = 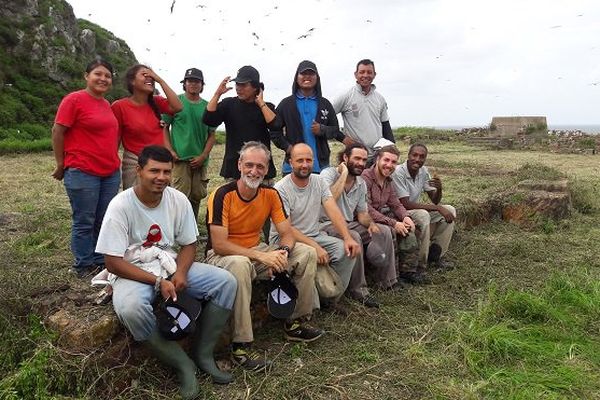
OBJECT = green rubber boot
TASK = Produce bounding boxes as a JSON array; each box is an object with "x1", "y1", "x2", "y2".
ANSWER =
[
  {"x1": 191, "y1": 302, "x2": 234, "y2": 384},
  {"x1": 145, "y1": 330, "x2": 199, "y2": 399}
]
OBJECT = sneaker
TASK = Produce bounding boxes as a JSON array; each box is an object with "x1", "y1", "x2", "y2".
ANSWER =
[
  {"x1": 357, "y1": 294, "x2": 380, "y2": 308},
  {"x1": 231, "y1": 343, "x2": 272, "y2": 371},
  {"x1": 398, "y1": 271, "x2": 431, "y2": 285},
  {"x1": 284, "y1": 320, "x2": 324, "y2": 342}
]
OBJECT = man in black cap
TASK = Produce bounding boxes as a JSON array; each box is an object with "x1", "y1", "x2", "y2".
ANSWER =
[
  {"x1": 271, "y1": 60, "x2": 350, "y2": 175},
  {"x1": 203, "y1": 65, "x2": 281, "y2": 183},
  {"x1": 163, "y1": 67, "x2": 215, "y2": 220}
]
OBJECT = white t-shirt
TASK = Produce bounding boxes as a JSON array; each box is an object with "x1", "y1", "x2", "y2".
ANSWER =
[
  {"x1": 271, "y1": 174, "x2": 332, "y2": 241},
  {"x1": 96, "y1": 187, "x2": 198, "y2": 276}
]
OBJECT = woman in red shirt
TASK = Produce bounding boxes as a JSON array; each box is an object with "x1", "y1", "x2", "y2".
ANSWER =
[
  {"x1": 52, "y1": 59, "x2": 121, "y2": 278},
  {"x1": 111, "y1": 64, "x2": 182, "y2": 189}
]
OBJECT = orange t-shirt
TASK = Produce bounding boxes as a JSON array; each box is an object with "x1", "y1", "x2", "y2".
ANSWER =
[{"x1": 206, "y1": 181, "x2": 287, "y2": 250}]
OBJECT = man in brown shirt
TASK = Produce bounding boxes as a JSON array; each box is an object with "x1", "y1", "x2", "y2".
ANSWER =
[{"x1": 362, "y1": 145, "x2": 428, "y2": 284}]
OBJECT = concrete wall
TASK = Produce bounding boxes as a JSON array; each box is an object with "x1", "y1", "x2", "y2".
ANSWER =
[{"x1": 491, "y1": 116, "x2": 547, "y2": 137}]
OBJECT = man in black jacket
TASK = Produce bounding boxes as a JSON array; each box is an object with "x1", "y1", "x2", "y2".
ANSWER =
[
  {"x1": 271, "y1": 60, "x2": 348, "y2": 175},
  {"x1": 203, "y1": 65, "x2": 281, "y2": 182}
]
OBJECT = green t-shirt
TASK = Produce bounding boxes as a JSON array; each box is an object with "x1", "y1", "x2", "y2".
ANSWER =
[{"x1": 162, "y1": 94, "x2": 214, "y2": 165}]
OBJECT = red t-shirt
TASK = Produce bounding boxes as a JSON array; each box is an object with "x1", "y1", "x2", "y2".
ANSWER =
[
  {"x1": 111, "y1": 96, "x2": 172, "y2": 156},
  {"x1": 54, "y1": 90, "x2": 120, "y2": 177}
]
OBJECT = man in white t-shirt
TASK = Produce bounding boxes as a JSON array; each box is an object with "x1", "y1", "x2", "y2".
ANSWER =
[
  {"x1": 96, "y1": 145, "x2": 237, "y2": 399},
  {"x1": 391, "y1": 143, "x2": 456, "y2": 270}
]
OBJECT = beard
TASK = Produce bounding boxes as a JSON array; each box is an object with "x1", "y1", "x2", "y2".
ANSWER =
[
  {"x1": 292, "y1": 167, "x2": 311, "y2": 179},
  {"x1": 347, "y1": 162, "x2": 364, "y2": 176},
  {"x1": 241, "y1": 174, "x2": 264, "y2": 189}
]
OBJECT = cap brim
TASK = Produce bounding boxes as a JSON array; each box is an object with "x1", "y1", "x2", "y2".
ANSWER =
[
  {"x1": 299, "y1": 68, "x2": 317, "y2": 73},
  {"x1": 267, "y1": 287, "x2": 296, "y2": 319},
  {"x1": 231, "y1": 77, "x2": 251, "y2": 83}
]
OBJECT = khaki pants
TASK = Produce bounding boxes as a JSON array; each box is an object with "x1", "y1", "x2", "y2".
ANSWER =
[
  {"x1": 205, "y1": 242, "x2": 317, "y2": 343},
  {"x1": 172, "y1": 161, "x2": 209, "y2": 220},
  {"x1": 408, "y1": 205, "x2": 456, "y2": 265},
  {"x1": 121, "y1": 150, "x2": 138, "y2": 190}
]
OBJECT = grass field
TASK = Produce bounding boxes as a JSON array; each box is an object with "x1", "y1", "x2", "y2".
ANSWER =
[{"x1": 0, "y1": 140, "x2": 599, "y2": 399}]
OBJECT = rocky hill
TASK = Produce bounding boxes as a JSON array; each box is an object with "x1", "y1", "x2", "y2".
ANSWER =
[{"x1": 0, "y1": 0, "x2": 137, "y2": 143}]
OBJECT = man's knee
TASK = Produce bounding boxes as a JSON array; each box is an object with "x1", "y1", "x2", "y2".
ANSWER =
[
  {"x1": 442, "y1": 204, "x2": 456, "y2": 217},
  {"x1": 220, "y1": 256, "x2": 254, "y2": 284},
  {"x1": 411, "y1": 209, "x2": 431, "y2": 226}
]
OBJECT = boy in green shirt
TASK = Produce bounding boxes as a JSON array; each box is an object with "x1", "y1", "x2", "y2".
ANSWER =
[{"x1": 163, "y1": 68, "x2": 216, "y2": 220}]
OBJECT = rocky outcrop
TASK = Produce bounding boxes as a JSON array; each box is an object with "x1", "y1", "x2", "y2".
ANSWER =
[
  {"x1": 0, "y1": 0, "x2": 137, "y2": 129},
  {"x1": 459, "y1": 179, "x2": 572, "y2": 228}
]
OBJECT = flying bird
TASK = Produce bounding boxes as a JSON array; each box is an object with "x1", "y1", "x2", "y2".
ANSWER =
[
  {"x1": 196, "y1": 4, "x2": 206, "y2": 8},
  {"x1": 550, "y1": 25, "x2": 562, "y2": 29},
  {"x1": 170, "y1": 0, "x2": 175, "y2": 14},
  {"x1": 252, "y1": 32, "x2": 260, "y2": 40}
]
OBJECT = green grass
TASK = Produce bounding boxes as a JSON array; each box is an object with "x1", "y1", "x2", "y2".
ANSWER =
[
  {"x1": 0, "y1": 145, "x2": 599, "y2": 399},
  {"x1": 421, "y1": 274, "x2": 600, "y2": 399}
]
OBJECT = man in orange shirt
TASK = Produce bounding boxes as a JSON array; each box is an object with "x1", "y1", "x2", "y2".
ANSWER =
[{"x1": 205, "y1": 141, "x2": 323, "y2": 371}]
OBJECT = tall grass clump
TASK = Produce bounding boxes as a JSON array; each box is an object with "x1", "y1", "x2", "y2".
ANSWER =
[
  {"x1": 514, "y1": 163, "x2": 564, "y2": 182},
  {"x1": 435, "y1": 273, "x2": 600, "y2": 399}
]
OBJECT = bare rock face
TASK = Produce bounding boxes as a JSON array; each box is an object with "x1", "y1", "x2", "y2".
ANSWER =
[
  {"x1": 459, "y1": 179, "x2": 572, "y2": 228},
  {"x1": 46, "y1": 308, "x2": 120, "y2": 348},
  {"x1": 501, "y1": 190, "x2": 571, "y2": 224},
  {"x1": 79, "y1": 28, "x2": 96, "y2": 53}
]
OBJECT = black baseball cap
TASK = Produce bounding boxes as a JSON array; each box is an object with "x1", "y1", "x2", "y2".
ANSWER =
[
  {"x1": 267, "y1": 271, "x2": 298, "y2": 319},
  {"x1": 298, "y1": 60, "x2": 318, "y2": 74},
  {"x1": 181, "y1": 67, "x2": 204, "y2": 83},
  {"x1": 231, "y1": 65, "x2": 260, "y2": 83},
  {"x1": 154, "y1": 290, "x2": 203, "y2": 340}
]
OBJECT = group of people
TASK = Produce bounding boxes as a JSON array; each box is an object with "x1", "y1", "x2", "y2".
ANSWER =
[{"x1": 51, "y1": 58, "x2": 456, "y2": 399}]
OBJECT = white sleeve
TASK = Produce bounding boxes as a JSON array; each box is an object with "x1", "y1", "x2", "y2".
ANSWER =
[{"x1": 175, "y1": 197, "x2": 199, "y2": 246}]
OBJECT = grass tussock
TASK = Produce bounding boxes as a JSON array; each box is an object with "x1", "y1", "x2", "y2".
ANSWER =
[{"x1": 427, "y1": 274, "x2": 600, "y2": 399}]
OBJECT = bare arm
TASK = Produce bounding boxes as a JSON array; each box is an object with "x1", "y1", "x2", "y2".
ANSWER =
[
  {"x1": 162, "y1": 123, "x2": 178, "y2": 160},
  {"x1": 190, "y1": 131, "x2": 216, "y2": 169},
  {"x1": 170, "y1": 242, "x2": 196, "y2": 291},
  {"x1": 105, "y1": 255, "x2": 177, "y2": 300},
  {"x1": 399, "y1": 194, "x2": 454, "y2": 222},
  {"x1": 51, "y1": 123, "x2": 68, "y2": 180},
  {"x1": 206, "y1": 76, "x2": 231, "y2": 112},
  {"x1": 255, "y1": 90, "x2": 276, "y2": 124},
  {"x1": 328, "y1": 164, "x2": 348, "y2": 200},
  {"x1": 322, "y1": 197, "x2": 361, "y2": 257},
  {"x1": 147, "y1": 69, "x2": 183, "y2": 113}
]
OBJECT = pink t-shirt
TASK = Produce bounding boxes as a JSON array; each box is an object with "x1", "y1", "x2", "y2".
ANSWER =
[
  {"x1": 111, "y1": 96, "x2": 172, "y2": 156},
  {"x1": 54, "y1": 90, "x2": 120, "y2": 177}
]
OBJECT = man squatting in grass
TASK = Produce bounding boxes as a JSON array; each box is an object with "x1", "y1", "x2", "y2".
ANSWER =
[
  {"x1": 319, "y1": 143, "x2": 398, "y2": 308},
  {"x1": 95, "y1": 145, "x2": 237, "y2": 399},
  {"x1": 270, "y1": 143, "x2": 362, "y2": 312},
  {"x1": 205, "y1": 141, "x2": 324, "y2": 371},
  {"x1": 362, "y1": 145, "x2": 430, "y2": 285},
  {"x1": 392, "y1": 143, "x2": 456, "y2": 270},
  {"x1": 163, "y1": 67, "x2": 216, "y2": 221}
]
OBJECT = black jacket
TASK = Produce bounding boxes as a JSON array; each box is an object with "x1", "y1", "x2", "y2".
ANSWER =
[{"x1": 271, "y1": 67, "x2": 345, "y2": 170}]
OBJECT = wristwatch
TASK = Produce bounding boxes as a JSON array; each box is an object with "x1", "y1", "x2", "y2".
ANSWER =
[
  {"x1": 277, "y1": 245, "x2": 291, "y2": 257},
  {"x1": 154, "y1": 275, "x2": 163, "y2": 294}
]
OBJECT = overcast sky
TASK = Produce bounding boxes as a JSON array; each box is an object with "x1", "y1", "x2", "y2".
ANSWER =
[{"x1": 68, "y1": 0, "x2": 600, "y2": 127}]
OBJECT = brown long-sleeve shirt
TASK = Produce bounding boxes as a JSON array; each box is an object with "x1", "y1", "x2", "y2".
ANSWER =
[{"x1": 362, "y1": 165, "x2": 408, "y2": 227}]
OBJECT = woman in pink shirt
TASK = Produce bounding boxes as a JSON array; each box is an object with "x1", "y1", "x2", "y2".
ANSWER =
[
  {"x1": 52, "y1": 59, "x2": 121, "y2": 278},
  {"x1": 112, "y1": 64, "x2": 182, "y2": 189}
]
